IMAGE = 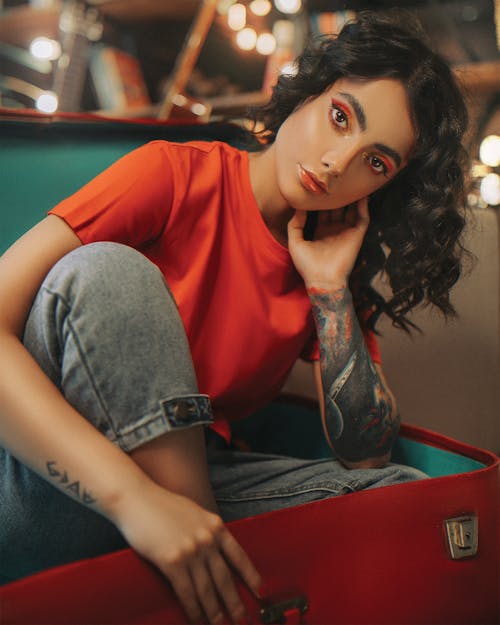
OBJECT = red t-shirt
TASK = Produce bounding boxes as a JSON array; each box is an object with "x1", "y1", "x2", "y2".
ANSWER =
[{"x1": 49, "y1": 140, "x2": 380, "y2": 440}]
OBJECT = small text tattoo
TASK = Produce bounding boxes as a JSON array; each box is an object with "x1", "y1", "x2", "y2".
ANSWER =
[{"x1": 46, "y1": 461, "x2": 97, "y2": 506}]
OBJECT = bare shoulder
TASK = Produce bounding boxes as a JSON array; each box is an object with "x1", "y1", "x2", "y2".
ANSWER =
[{"x1": 0, "y1": 216, "x2": 81, "y2": 336}]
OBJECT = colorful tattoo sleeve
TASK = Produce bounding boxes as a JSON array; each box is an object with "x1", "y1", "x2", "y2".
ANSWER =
[{"x1": 308, "y1": 286, "x2": 400, "y2": 462}]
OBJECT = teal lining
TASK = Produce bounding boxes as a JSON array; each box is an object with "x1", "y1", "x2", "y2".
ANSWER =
[
  {"x1": 233, "y1": 402, "x2": 486, "y2": 478},
  {"x1": 392, "y1": 436, "x2": 485, "y2": 477}
]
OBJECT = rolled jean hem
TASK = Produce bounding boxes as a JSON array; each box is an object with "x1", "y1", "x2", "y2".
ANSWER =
[{"x1": 115, "y1": 394, "x2": 213, "y2": 452}]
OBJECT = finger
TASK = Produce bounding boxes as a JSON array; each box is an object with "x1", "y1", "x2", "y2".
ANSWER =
[
  {"x1": 190, "y1": 555, "x2": 225, "y2": 625},
  {"x1": 287, "y1": 210, "x2": 307, "y2": 245},
  {"x1": 289, "y1": 209, "x2": 308, "y2": 229},
  {"x1": 207, "y1": 550, "x2": 247, "y2": 625},
  {"x1": 219, "y1": 529, "x2": 262, "y2": 598},
  {"x1": 356, "y1": 196, "x2": 370, "y2": 229},
  {"x1": 167, "y1": 564, "x2": 204, "y2": 625}
]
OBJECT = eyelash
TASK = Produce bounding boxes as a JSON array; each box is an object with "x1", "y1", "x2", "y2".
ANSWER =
[
  {"x1": 363, "y1": 152, "x2": 390, "y2": 177},
  {"x1": 329, "y1": 99, "x2": 391, "y2": 178},
  {"x1": 329, "y1": 100, "x2": 350, "y2": 132}
]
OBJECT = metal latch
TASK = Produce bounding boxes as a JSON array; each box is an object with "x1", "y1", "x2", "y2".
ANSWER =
[
  {"x1": 445, "y1": 514, "x2": 478, "y2": 559},
  {"x1": 260, "y1": 596, "x2": 309, "y2": 624}
]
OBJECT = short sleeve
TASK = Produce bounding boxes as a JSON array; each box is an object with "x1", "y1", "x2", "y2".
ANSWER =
[
  {"x1": 49, "y1": 141, "x2": 175, "y2": 248},
  {"x1": 300, "y1": 327, "x2": 382, "y2": 365}
]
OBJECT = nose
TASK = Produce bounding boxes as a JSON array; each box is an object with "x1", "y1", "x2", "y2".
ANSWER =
[{"x1": 321, "y1": 143, "x2": 358, "y2": 176}]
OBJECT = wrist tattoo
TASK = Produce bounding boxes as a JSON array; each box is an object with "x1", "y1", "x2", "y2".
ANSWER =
[
  {"x1": 308, "y1": 286, "x2": 400, "y2": 462},
  {"x1": 46, "y1": 460, "x2": 96, "y2": 506}
]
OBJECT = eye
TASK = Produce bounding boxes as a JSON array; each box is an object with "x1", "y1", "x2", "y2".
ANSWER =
[
  {"x1": 329, "y1": 100, "x2": 349, "y2": 131},
  {"x1": 363, "y1": 152, "x2": 390, "y2": 177}
]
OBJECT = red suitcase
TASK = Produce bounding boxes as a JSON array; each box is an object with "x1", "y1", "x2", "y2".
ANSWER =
[{"x1": 1, "y1": 400, "x2": 498, "y2": 625}]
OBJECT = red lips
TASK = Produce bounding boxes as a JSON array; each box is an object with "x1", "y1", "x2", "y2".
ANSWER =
[{"x1": 297, "y1": 164, "x2": 328, "y2": 195}]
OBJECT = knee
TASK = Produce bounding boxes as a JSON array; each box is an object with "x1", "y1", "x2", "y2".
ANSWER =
[{"x1": 44, "y1": 242, "x2": 168, "y2": 308}]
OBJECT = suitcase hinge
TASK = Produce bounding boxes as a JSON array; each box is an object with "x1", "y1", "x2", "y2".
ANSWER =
[
  {"x1": 260, "y1": 596, "x2": 309, "y2": 624},
  {"x1": 445, "y1": 514, "x2": 478, "y2": 559}
]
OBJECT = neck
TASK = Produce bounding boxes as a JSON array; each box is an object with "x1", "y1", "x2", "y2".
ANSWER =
[{"x1": 248, "y1": 146, "x2": 294, "y2": 247}]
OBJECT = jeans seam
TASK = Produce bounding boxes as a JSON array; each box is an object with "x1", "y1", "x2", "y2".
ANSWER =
[
  {"x1": 47, "y1": 288, "x2": 119, "y2": 444},
  {"x1": 216, "y1": 480, "x2": 361, "y2": 502},
  {"x1": 216, "y1": 486, "x2": 343, "y2": 503}
]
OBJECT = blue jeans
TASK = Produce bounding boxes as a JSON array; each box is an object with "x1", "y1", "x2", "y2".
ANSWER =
[{"x1": 0, "y1": 243, "x2": 427, "y2": 582}]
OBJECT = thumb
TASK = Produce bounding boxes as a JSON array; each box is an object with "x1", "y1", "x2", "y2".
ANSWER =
[{"x1": 355, "y1": 196, "x2": 370, "y2": 231}]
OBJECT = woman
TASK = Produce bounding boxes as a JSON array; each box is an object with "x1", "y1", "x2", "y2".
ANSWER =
[{"x1": 0, "y1": 10, "x2": 468, "y2": 625}]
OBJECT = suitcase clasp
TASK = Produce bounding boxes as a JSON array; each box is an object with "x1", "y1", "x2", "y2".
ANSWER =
[
  {"x1": 445, "y1": 514, "x2": 478, "y2": 559},
  {"x1": 260, "y1": 595, "x2": 308, "y2": 624}
]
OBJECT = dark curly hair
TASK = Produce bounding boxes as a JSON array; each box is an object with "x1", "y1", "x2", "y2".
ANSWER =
[{"x1": 251, "y1": 10, "x2": 470, "y2": 333}]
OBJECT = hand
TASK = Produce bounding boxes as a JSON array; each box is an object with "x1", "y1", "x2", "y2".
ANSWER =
[
  {"x1": 288, "y1": 197, "x2": 370, "y2": 290},
  {"x1": 114, "y1": 479, "x2": 262, "y2": 624}
]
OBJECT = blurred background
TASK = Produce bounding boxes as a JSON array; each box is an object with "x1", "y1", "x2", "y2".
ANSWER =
[
  {"x1": 0, "y1": 0, "x2": 499, "y2": 452},
  {"x1": 0, "y1": 0, "x2": 498, "y2": 209}
]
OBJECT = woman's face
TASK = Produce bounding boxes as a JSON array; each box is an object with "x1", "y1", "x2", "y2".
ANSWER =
[{"x1": 273, "y1": 77, "x2": 415, "y2": 211}]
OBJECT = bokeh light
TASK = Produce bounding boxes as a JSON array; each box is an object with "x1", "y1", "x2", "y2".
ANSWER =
[
  {"x1": 36, "y1": 92, "x2": 58, "y2": 113},
  {"x1": 479, "y1": 135, "x2": 500, "y2": 167},
  {"x1": 228, "y1": 3, "x2": 246, "y2": 30},
  {"x1": 236, "y1": 27, "x2": 257, "y2": 50},
  {"x1": 250, "y1": 0, "x2": 272, "y2": 16},
  {"x1": 274, "y1": 0, "x2": 302, "y2": 15},
  {"x1": 480, "y1": 173, "x2": 500, "y2": 206},
  {"x1": 256, "y1": 32, "x2": 276, "y2": 55},
  {"x1": 29, "y1": 37, "x2": 61, "y2": 61}
]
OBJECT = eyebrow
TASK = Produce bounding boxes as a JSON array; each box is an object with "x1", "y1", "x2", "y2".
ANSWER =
[
  {"x1": 374, "y1": 143, "x2": 402, "y2": 168},
  {"x1": 339, "y1": 92, "x2": 366, "y2": 131},
  {"x1": 338, "y1": 91, "x2": 403, "y2": 168}
]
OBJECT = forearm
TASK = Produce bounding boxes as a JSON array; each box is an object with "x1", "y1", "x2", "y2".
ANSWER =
[
  {"x1": 0, "y1": 331, "x2": 153, "y2": 522},
  {"x1": 131, "y1": 426, "x2": 219, "y2": 514},
  {"x1": 308, "y1": 286, "x2": 400, "y2": 463}
]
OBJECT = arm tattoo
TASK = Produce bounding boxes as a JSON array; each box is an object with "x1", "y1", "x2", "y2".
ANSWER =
[
  {"x1": 46, "y1": 460, "x2": 97, "y2": 506},
  {"x1": 308, "y1": 286, "x2": 400, "y2": 462}
]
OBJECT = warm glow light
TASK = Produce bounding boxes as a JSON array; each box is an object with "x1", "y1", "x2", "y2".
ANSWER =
[
  {"x1": 274, "y1": 0, "x2": 302, "y2": 14},
  {"x1": 256, "y1": 32, "x2": 276, "y2": 55},
  {"x1": 35, "y1": 92, "x2": 58, "y2": 113},
  {"x1": 29, "y1": 36, "x2": 61, "y2": 61},
  {"x1": 272, "y1": 19, "x2": 295, "y2": 47},
  {"x1": 480, "y1": 173, "x2": 500, "y2": 206},
  {"x1": 236, "y1": 27, "x2": 257, "y2": 50},
  {"x1": 172, "y1": 94, "x2": 187, "y2": 107},
  {"x1": 479, "y1": 135, "x2": 500, "y2": 167},
  {"x1": 191, "y1": 102, "x2": 208, "y2": 116},
  {"x1": 250, "y1": 0, "x2": 272, "y2": 16},
  {"x1": 228, "y1": 3, "x2": 246, "y2": 30}
]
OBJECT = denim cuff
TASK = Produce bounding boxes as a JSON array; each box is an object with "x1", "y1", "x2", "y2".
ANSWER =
[
  {"x1": 160, "y1": 394, "x2": 213, "y2": 428},
  {"x1": 116, "y1": 394, "x2": 213, "y2": 452}
]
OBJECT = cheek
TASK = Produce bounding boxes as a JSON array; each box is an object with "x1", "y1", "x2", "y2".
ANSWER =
[
  {"x1": 325, "y1": 175, "x2": 384, "y2": 209},
  {"x1": 339, "y1": 173, "x2": 376, "y2": 202},
  {"x1": 349, "y1": 161, "x2": 391, "y2": 195}
]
